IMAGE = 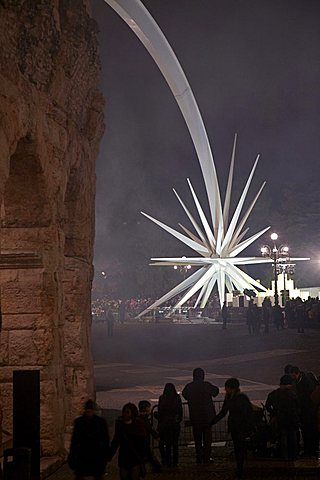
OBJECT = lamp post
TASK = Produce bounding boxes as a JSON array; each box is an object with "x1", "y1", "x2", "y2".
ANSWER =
[
  {"x1": 173, "y1": 256, "x2": 192, "y2": 280},
  {"x1": 276, "y1": 262, "x2": 295, "y2": 305},
  {"x1": 261, "y1": 233, "x2": 289, "y2": 306}
]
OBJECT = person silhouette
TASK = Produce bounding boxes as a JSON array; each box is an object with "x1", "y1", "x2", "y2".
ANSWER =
[
  {"x1": 182, "y1": 368, "x2": 219, "y2": 464},
  {"x1": 68, "y1": 399, "x2": 109, "y2": 480}
]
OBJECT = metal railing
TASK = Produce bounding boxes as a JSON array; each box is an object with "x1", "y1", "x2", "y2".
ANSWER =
[{"x1": 151, "y1": 400, "x2": 229, "y2": 449}]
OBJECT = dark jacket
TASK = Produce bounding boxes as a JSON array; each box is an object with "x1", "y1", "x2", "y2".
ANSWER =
[
  {"x1": 109, "y1": 417, "x2": 147, "y2": 468},
  {"x1": 182, "y1": 380, "x2": 219, "y2": 425},
  {"x1": 265, "y1": 388, "x2": 279, "y2": 418},
  {"x1": 68, "y1": 414, "x2": 109, "y2": 476},
  {"x1": 277, "y1": 389, "x2": 301, "y2": 428},
  {"x1": 295, "y1": 372, "x2": 319, "y2": 405},
  {"x1": 139, "y1": 414, "x2": 158, "y2": 443},
  {"x1": 295, "y1": 372, "x2": 319, "y2": 419},
  {"x1": 266, "y1": 387, "x2": 301, "y2": 428},
  {"x1": 213, "y1": 391, "x2": 253, "y2": 435},
  {"x1": 158, "y1": 393, "x2": 183, "y2": 432}
]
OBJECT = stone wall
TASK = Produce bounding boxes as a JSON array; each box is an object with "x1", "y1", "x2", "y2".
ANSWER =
[{"x1": 0, "y1": 0, "x2": 104, "y2": 456}]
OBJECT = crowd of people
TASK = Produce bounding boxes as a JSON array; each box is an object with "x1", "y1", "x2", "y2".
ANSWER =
[
  {"x1": 245, "y1": 296, "x2": 320, "y2": 334},
  {"x1": 68, "y1": 365, "x2": 320, "y2": 480},
  {"x1": 91, "y1": 295, "x2": 222, "y2": 322},
  {"x1": 92, "y1": 295, "x2": 320, "y2": 331},
  {"x1": 91, "y1": 297, "x2": 150, "y2": 320},
  {"x1": 265, "y1": 365, "x2": 320, "y2": 461}
]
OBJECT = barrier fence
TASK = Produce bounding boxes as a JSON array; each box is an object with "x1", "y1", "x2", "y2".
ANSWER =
[{"x1": 151, "y1": 400, "x2": 229, "y2": 450}]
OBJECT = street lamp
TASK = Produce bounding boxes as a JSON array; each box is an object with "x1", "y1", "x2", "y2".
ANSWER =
[
  {"x1": 173, "y1": 256, "x2": 192, "y2": 279},
  {"x1": 276, "y1": 261, "x2": 295, "y2": 305},
  {"x1": 261, "y1": 233, "x2": 289, "y2": 306}
]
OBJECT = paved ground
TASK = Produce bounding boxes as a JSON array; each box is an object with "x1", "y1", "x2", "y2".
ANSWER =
[
  {"x1": 92, "y1": 321, "x2": 320, "y2": 410},
  {"x1": 46, "y1": 450, "x2": 320, "y2": 480},
  {"x1": 46, "y1": 321, "x2": 320, "y2": 479}
]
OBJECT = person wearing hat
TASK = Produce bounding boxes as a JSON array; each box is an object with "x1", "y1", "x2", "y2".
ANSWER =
[
  {"x1": 68, "y1": 399, "x2": 110, "y2": 480},
  {"x1": 211, "y1": 378, "x2": 253, "y2": 479}
]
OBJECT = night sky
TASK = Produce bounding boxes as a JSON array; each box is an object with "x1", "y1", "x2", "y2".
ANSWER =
[{"x1": 92, "y1": 0, "x2": 320, "y2": 296}]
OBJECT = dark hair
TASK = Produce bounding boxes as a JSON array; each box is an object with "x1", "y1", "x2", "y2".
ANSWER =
[
  {"x1": 284, "y1": 364, "x2": 294, "y2": 375},
  {"x1": 225, "y1": 377, "x2": 240, "y2": 389},
  {"x1": 138, "y1": 400, "x2": 151, "y2": 412},
  {"x1": 84, "y1": 399, "x2": 96, "y2": 410},
  {"x1": 193, "y1": 368, "x2": 205, "y2": 381},
  {"x1": 122, "y1": 402, "x2": 138, "y2": 418},
  {"x1": 163, "y1": 383, "x2": 178, "y2": 396},
  {"x1": 280, "y1": 375, "x2": 293, "y2": 386}
]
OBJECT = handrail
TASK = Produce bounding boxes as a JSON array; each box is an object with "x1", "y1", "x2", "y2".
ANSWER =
[{"x1": 151, "y1": 400, "x2": 229, "y2": 448}]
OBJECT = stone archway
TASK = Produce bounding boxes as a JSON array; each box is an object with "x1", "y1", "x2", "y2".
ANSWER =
[
  {"x1": 0, "y1": 134, "x2": 66, "y2": 456},
  {"x1": 1, "y1": 136, "x2": 50, "y2": 228}
]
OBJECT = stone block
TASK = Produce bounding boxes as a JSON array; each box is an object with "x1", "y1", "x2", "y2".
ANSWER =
[
  {"x1": 2, "y1": 282, "x2": 43, "y2": 314},
  {"x1": 0, "y1": 383, "x2": 13, "y2": 434},
  {"x1": 33, "y1": 328, "x2": 54, "y2": 365},
  {"x1": 2, "y1": 313, "x2": 50, "y2": 331},
  {"x1": 0, "y1": 331, "x2": 9, "y2": 365},
  {"x1": 8, "y1": 330, "x2": 37, "y2": 365},
  {"x1": 0, "y1": 366, "x2": 14, "y2": 383}
]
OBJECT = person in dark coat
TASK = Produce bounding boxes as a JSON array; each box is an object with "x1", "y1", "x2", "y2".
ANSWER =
[
  {"x1": 221, "y1": 301, "x2": 229, "y2": 329},
  {"x1": 157, "y1": 383, "x2": 183, "y2": 467},
  {"x1": 291, "y1": 366, "x2": 319, "y2": 456},
  {"x1": 266, "y1": 375, "x2": 301, "y2": 460},
  {"x1": 68, "y1": 399, "x2": 109, "y2": 480},
  {"x1": 109, "y1": 402, "x2": 147, "y2": 480},
  {"x1": 273, "y1": 304, "x2": 284, "y2": 330},
  {"x1": 262, "y1": 297, "x2": 271, "y2": 334},
  {"x1": 276, "y1": 375, "x2": 301, "y2": 460},
  {"x1": 246, "y1": 300, "x2": 256, "y2": 335},
  {"x1": 182, "y1": 368, "x2": 219, "y2": 464},
  {"x1": 138, "y1": 400, "x2": 162, "y2": 472},
  {"x1": 106, "y1": 307, "x2": 115, "y2": 337},
  {"x1": 295, "y1": 300, "x2": 306, "y2": 333},
  {"x1": 211, "y1": 378, "x2": 253, "y2": 479}
]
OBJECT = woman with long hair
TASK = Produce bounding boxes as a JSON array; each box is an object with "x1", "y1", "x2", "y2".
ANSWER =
[{"x1": 157, "y1": 383, "x2": 182, "y2": 467}]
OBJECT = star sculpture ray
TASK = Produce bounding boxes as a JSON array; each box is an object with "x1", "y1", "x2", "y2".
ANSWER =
[{"x1": 138, "y1": 134, "x2": 275, "y2": 317}]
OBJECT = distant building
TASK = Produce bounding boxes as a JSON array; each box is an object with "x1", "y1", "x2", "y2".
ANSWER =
[{"x1": 229, "y1": 273, "x2": 320, "y2": 307}]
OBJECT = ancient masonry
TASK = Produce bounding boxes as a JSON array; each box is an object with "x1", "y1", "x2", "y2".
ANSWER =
[{"x1": 0, "y1": 0, "x2": 104, "y2": 456}]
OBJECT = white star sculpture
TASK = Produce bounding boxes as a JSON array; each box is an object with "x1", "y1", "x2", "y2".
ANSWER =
[{"x1": 139, "y1": 134, "x2": 274, "y2": 316}]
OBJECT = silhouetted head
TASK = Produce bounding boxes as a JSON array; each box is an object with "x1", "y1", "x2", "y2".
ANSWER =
[
  {"x1": 138, "y1": 400, "x2": 151, "y2": 414},
  {"x1": 284, "y1": 364, "x2": 294, "y2": 375},
  {"x1": 224, "y1": 377, "x2": 240, "y2": 390},
  {"x1": 290, "y1": 366, "x2": 301, "y2": 381},
  {"x1": 280, "y1": 375, "x2": 293, "y2": 386},
  {"x1": 163, "y1": 382, "x2": 178, "y2": 396},
  {"x1": 193, "y1": 368, "x2": 205, "y2": 381},
  {"x1": 122, "y1": 402, "x2": 138, "y2": 423},
  {"x1": 84, "y1": 399, "x2": 96, "y2": 417}
]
